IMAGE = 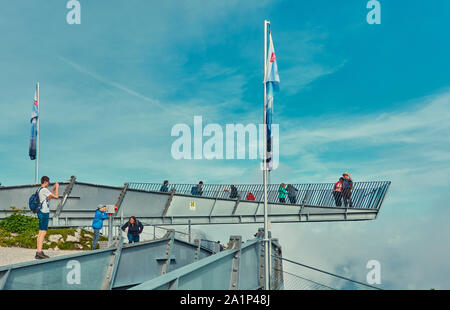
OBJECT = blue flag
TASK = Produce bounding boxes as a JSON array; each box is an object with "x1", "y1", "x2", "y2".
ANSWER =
[
  {"x1": 29, "y1": 90, "x2": 38, "y2": 160},
  {"x1": 265, "y1": 33, "x2": 280, "y2": 170}
]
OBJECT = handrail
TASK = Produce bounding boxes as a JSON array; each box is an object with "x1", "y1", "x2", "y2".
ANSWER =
[{"x1": 127, "y1": 181, "x2": 391, "y2": 210}]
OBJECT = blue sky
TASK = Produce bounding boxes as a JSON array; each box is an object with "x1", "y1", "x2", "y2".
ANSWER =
[{"x1": 1, "y1": 0, "x2": 450, "y2": 289}]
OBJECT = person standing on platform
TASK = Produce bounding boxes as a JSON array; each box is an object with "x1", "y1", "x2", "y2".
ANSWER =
[
  {"x1": 91, "y1": 205, "x2": 108, "y2": 250},
  {"x1": 342, "y1": 172, "x2": 353, "y2": 207},
  {"x1": 333, "y1": 177, "x2": 344, "y2": 207},
  {"x1": 286, "y1": 184, "x2": 298, "y2": 204},
  {"x1": 35, "y1": 176, "x2": 59, "y2": 260},
  {"x1": 278, "y1": 183, "x2": 288, "y2": 203},
  {"x1": 160, "y1": 180, "x2": 169, "y2": 192},
  {"x1": 246, "y1": 192, "x2": 256, "y2": 201},
  {"x1": 121, "y1": 216, "x2": 144, "y2": 244},
  {"x1": 191, "y1": 181, "x2": 204, "y2": 196}
]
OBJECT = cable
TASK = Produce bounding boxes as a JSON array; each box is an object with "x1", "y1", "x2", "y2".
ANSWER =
[{"x1": 274, "y1": 255, "x2": 382, "y2": 290}]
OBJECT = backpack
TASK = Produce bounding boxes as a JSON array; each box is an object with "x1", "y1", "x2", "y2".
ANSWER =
[
  {"x1": 191, "y1": 186, "x2": 197, "y2": 195},
  {"x1": 342, "y1": 179, "x2": 352, "y2": 190},
  {"x1": 28, "y1": 188, "x2": 43, "y2": 213}
]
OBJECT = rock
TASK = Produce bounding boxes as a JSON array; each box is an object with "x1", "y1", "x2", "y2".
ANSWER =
[
  {"x1": 66, "y1": 235, "x2": 80, "y2": 242},
  {"x1": 75, "y1": 243, "x2": 83, "y2": 250},
  {"x1": 10, "y1": 233, "x2": 18, "y2": 237},
  {"x1": 48, "y1": 234, "x2": 63, "y2": 243},
  {"x1": 84, "y1": 234, "x2": 93, "y2": 239},
  {"x1": 54, "y1": 246, "x2": 59, "y2": 251}
]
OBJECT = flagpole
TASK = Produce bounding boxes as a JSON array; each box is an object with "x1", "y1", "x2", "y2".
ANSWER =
[
  {"x1": 263, "y1": 19, "x2": 271, "y2": 290},
  {"x1": 36, "y1": 82, "x2": 39, "y2": 184}
]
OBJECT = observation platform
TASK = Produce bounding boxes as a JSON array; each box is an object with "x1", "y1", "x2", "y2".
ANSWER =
[
  {"x1": 0, "y1": 230, "x2": 282, "y2": 290},
  {"x1": 0, "y1": 176, "x2": 390, "y2": 227}
]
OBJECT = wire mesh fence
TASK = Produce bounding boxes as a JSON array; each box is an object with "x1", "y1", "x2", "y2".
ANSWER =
[
  {"x1": 127, "y1": 181, "x2": 390, "y2": 210},
  {"x1": 275, "y1": 256, "x2": 382, "y2": 290}
]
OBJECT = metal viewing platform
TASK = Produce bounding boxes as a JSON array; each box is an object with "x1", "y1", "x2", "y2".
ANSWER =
[
  {"x1": 0, "y1": 230, "x2": 282, "y2": 290},
  {"x1": 0, "y1": 177, "x2": 390, "y2": 227}
]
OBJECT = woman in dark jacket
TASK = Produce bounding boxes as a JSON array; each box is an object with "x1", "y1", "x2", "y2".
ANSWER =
[
  {"x1": 286, "y1": 184, "x2": 298, "y2": 204},
  {"x1": 121, "y1": 216, "x2": 144, "y2": 244}
]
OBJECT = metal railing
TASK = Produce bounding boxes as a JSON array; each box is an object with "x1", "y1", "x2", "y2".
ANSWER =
[{"x1": 127, "y1": 181, "x2": 391, "y2": 210}]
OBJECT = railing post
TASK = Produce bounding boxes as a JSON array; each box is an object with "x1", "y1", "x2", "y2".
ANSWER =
[{"x1": 188, "y1": 219, "x2": 191, "y2": 243}]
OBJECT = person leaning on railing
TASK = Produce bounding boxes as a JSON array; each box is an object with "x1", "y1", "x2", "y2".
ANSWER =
[
  {"x1": 246, "y1": 192, "x2": 255, "y2": 201},
  {"x1": 278, "y1": 183, "x2": 288, "y2": 203},
  {"x1": 224, "y1": 184, "x2": 239, "y2": 199},
  {"x1": 92, "y1": 205, "x2": 108, "y2": 250},
  {"x1": 191, "y1": 181, "x2": 204, "y2": 196},
  {"x1": 333, "y1": 177, "x2": 344, "y2": 207},
  {"x1": 342, "y1": 172, "x2": 353, "y2": 208},
  {"x1": 286, "y1": 184, "x2": 298, "y2": 204},
  {"x1": 121, "y1": 216, "x2": 144, "y2": 244},
  {"x1": 160, "y1": 180, "x2": 169, "y2": 192}
]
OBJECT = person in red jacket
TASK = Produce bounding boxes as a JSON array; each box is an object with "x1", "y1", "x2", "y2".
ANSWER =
[
  {"x1": 333, "y1": 177, "x2": 344, "y2": 207},
  {"x1": 246, "y1": 192, "x2": 255, "y2": 201}
]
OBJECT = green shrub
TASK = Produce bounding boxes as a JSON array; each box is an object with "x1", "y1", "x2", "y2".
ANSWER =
[{"x1": 0, "y1": 212, "x2": 38, "y2": 233}]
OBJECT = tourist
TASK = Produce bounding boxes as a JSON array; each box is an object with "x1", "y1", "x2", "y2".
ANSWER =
[
  {"x1": 191, "y1": 181, "x2": 204, "y2": 196},
  {"x1": 278, "y1": 183, "x2": 288, "y2": 203},
  {"x1": 35, "y1": 176, "x2": 59, "y2": 259},
  {"x1": 342, "y1": 172, "x2": 353, "y2": 207},
  {"x1": 91, "y1": 205, "x2": 108, "y2": 250},
  {"x1": 160, "y1": 180, "x2": 169, "y2": 192},
  {"x1": 246, "y1": 192, "x2": 256, "y2": 201},
  {"x1": 333, "y1": 177, "x2": 344, "y2": 207},
  {"x1": 286, "y1": 184, "x2": 298, "y2": 204},
  {"x1": 121, "y1": 216, "x2": 144, "y2": 244}
]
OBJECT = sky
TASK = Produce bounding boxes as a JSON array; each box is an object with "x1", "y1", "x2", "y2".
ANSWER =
[{"x1": 1, "y1": 0, "x2": 450, "y2": 289}]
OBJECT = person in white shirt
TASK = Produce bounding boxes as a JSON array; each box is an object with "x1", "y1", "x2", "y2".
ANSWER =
[{"x1": 35, "y1": 176, "x2": 59, "y2": 259}]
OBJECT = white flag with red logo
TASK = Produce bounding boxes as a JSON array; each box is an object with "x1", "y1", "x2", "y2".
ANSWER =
[
  {"x1": 265, "y1": 33, "x2": 280, "y2": 89},
  {"x1": 264, "y1": 32, "x2": 280, "y2": 170}
]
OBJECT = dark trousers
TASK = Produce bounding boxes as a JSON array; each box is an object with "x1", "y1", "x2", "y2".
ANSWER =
[
  {"x1": 289, "y1": 196, "x2": 297, "y2": 204},
  {"x1": 333, "y1": 191, "x2": 342, "y2": 206},
  {"x1": 92, "y1": 228, "x2": 101, "y2": 250},
  {"x1": 279, "y1": 198, "x2": 286, "y2": 203},
  {"x1": 343, "y1": 189, "x2": 353, "y2": 207},
  {"x1": 127, "y1": 233, "x2": 140, "y2": 244}
]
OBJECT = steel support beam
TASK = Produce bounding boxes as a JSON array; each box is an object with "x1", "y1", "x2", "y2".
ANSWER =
[
  {"x1": 53, "y1": 176, "x2": 76, "y2": 226},
  {"x1": 114, "y1": 183, "x2": 129, "y2": 213},
  {"x1": 162, "y1": 188, "x2": 176, "y2": 217},
  {"x1": 102, "y1": 238, "x2": 124, "y2": 290},
  {"x1": 228, "y1": 236, "x2": 242, "y2": 290},
  {"x1": 161, "y1": 230, "x2": 175, "y2": 275}
]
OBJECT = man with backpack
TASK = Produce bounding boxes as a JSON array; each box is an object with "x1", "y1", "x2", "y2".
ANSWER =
[
  {"x1": 34, "y1": 176, "x2": 59, "y2": 259},
  {"x1": 191, "y1": 181, "x2": 204, "y2": 196}
]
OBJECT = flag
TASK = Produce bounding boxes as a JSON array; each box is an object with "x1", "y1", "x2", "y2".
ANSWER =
[
  {"x1": 264, "y1": 32, "x2": 280, "y2": 171},
  {"x1": 29, "y1": 89, "x2": 38, "y2": 160}
]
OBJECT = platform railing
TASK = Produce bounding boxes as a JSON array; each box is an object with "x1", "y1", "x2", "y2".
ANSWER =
[{"x1": 127, "y1": 181, "x2": 391, "y2": 210}]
